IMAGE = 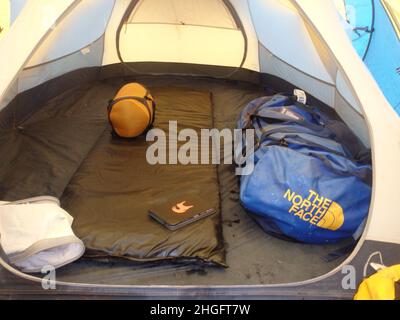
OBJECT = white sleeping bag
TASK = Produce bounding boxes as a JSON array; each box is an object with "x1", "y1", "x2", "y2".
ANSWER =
[{"x1": 0, "y1": 197, "x2": 84, "y2": 273}]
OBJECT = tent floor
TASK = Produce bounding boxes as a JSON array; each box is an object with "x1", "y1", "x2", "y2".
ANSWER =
[{"x1": 0, "y1": 75, "x2": 349, "y2": 285}]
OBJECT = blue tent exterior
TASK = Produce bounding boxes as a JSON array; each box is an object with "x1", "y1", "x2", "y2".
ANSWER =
[{"x1": 346, "y1": 0, "x2": 400, "y2": 115}]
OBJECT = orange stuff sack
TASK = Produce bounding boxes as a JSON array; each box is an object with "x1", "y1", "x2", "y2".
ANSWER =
[{"x1": 108, "y1": 83, "x2": 155, "y2": 138}]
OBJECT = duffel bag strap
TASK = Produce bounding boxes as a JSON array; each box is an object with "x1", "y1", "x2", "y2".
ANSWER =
[
  {"x1": 258, "y1": 125, "x2": 336, "y2": 144},
  {"x1": 250, "y1": 109, "x2": 326, "y2": 133},
  {"x1": 237, "y1": 121, "x2": 333, "y2": 166},
  {"x1": 245, "y1": 93, "x2": 326, "y2": 130}
]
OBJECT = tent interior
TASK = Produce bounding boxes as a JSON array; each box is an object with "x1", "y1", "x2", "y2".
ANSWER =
[{"x1": 0, "y1": 0, "x2": 372, "y2": 285}]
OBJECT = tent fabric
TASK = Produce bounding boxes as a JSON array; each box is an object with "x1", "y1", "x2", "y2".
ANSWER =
[
  {"x1": 0, "y1": 0, "x2": 10, "y2": 40},
  {"x1": 333, "y1": 0, "x2": 347, "y2": 19},
  {"x1": 118, "y1": 0, "x2": 245, "y2": 67},
  {"x1": 346, "y1": 0, "x2": 400, "y2": 114},
  {"x1": 129, "y1": 0, "x2": 237, "y2": 29},
  {"x1": 333, "y1": 90, "x2": 369, "y2": 148},
  {"x1": 258, "y1": 44, "x2": 336, "y2": 108},
  {"x1": 26, "y1": 0, "x2": 115, "y2": 68},
  {"x1": 0, "y1": 0, "x2": 77, "y2": 109},
  {"x1": 19, "y1": 37, "x2": 104, "y2": 93},
  {"x1": 249, "y1": 0, "x2": 334, "y2": 84},
  {"x1": 119, "y1": 24, "x2": 245, "y2": 67},
  {"x1": 9, "y1": 0, "x2": 26, "y2": 24},
  {"x1": 102, "y1": 0, "x2": 260, "y2": 71},
  {"x1": 228, "y1": 0, "x2": 259, "y2": 71}
]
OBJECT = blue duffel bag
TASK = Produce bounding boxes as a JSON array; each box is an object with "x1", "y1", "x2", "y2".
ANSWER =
[{"x1": 237, "y1": 93, "x2": 372, "y2": 244}]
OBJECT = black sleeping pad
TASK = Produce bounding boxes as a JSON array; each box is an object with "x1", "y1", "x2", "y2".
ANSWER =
[{"x1": 61, "y1": 87, "x2": 225, "y2": 266}]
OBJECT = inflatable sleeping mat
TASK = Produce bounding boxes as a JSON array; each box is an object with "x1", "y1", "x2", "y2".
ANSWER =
[
  {"x1": 61, "y1": 87, "x2": 225, "y2": 266},
  {"x1": 0, "y1": 85, "x2": 225, "y2": 267}
]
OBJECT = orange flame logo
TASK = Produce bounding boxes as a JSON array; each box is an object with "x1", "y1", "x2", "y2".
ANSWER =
[{"x1": 172, "y1": 201, "x2": 194, "y2": 214}]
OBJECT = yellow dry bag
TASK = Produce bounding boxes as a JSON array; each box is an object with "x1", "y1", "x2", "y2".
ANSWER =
[
  {"x1": 108, "y1": 83, "x2": 155, "y2": 138},
  {"x1": 354, "y1": 264, "x2": 400, "y2": 300}
]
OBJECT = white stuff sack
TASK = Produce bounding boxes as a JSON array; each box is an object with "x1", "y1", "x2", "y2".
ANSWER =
[{"x1": 0, "y1": 197, "x2": 84, "y2": 273}]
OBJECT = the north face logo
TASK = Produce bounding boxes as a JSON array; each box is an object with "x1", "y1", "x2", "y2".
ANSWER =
[
  {"x1": 172, "y1": 201, "x2": 194, "y2": 214},
  {"x1": 316, "y1": 201, "x2": 344, "y2": 231},
  {"x1": 284, "y1": 189, "x2": 344, "y2": 231}
]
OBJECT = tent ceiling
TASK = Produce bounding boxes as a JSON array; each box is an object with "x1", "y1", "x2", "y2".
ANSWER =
[
  {"x1": 10, "y1": 0, "x2": 27, "y2": 24},
  {"x1": 129, "y1": 0, "x2": 237, "y2": 29},
  {"x1": 26, "y1": 0, "x2": 115, "y2": 68},
  {"x1": 119, "y1": 0, "x2": 245, "y2": 67},
  {"x1": 0, "y1": 0, "x2": 77, "y2": 109},
  {"x1": 249, "y1": 0, "x2": 334, "y2": 85},
  {"x1": 119, "y1": 24, "x2": 245, "y2": 66},
  {"x1": 333, "y1": 0, "x2": 347, "y2": 20}
]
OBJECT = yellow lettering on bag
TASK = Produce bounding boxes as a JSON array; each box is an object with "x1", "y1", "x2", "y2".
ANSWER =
[
  {"x1": 309, "y1": 204, "x2": 319, "y2": 215},
  {"x1": 294, "y1": 210, "x2": 304, "y2": 219},
  {"x1": 300, "y1": 199, "x2": 312, "y2": 211},
  {"x1": 289, "y1": 204, "x2": 299, "y2": 214},
  {"x1": 322, "y1": 198, "x2": 332, "y2": 211},
  {"x1": 284, "y1": 188, "x2": 344, "y2": 231},
  {"x1": 303, "y1": 212, "x2": 313, "y2": 222},
  {"x1": 292, "y1": 195, "x2": 303, "y2": 206},
  {"x1": 284, "y1": 189, "x2": 295, "y2": 202},
  {"x1": 309, "y1": 215, "x2": 320, "y2": 226},
  {"x1": 307, "y1": 190, "x2": 318, "y2": 201}
]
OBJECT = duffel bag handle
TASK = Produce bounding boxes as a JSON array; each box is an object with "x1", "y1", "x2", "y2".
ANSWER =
[
  {"x1": 250, "y1": 108, "x2": 326, "y2": 133},
  {"x1": 257, "y1": 124, "x2": 335, "y2": 144}
]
